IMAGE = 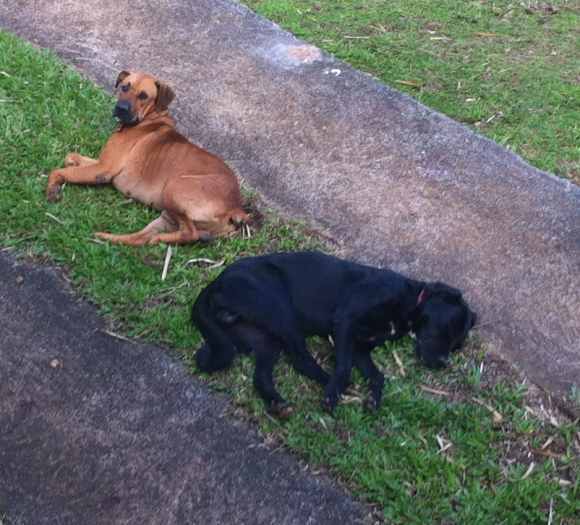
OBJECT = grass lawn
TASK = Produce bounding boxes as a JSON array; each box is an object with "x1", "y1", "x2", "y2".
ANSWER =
[
  {"x1": 1, "y1": 30, "x2": 579, "y2": 524},
  {"x1": 243, "y1": 0, "x2": 580, "y2": 184}
]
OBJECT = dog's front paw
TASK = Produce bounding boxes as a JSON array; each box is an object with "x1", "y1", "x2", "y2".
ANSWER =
[
  {"x1": 364, "y1": 396, "x2": 381, "y2": 413},
  {"x1": 317, "y1": 370, "x2": 331, "y2": 386},
  {"x1": 365, "y1": 379, "x2": 385, "y2": 413},
  {"x1": 268, "y1": 401, "x2": 293, "y2": 419},
  {"x1": 46, "y1": 171, "x2": 64, "y2": 202},
  {"x1": 95, "y1": 232, "x2": 114, "y2": 242},
  {"x1": 64, "y1": 153, "x2": 81, "y2": 167},
  {"x1": 46, "y1": 184, "x2": 62, "y2": 202},
  {"x1": 322, "y1": 393, "x2": 340, "y2": 414}
]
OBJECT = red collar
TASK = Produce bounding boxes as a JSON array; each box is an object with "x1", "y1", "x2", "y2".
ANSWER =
[{"x1": 417, "y1": 288, "x2": 428, "y2": 306}]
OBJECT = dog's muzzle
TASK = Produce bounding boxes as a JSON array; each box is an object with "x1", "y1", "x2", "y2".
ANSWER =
[
  {"x1": 424, "y1": 356, "x2": 448, "y2": 369},
  {"x1": 469, "y1": 310, "x2": 478, "y2": 329},
  {"x1": 113, "y1": 100, "x2": 136, "y2": 124},
  {"x1": 415, "y1": 341, "x2": 450, "y2": 369}
]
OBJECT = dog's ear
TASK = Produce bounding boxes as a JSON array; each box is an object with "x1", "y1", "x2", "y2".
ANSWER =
[
  {"x1": 469, "y1": 310, "x2": 478, "y2": 328},
  {"x1": 115, "y1": 70, "x2": 131, "y2": 88},
  {"x1": 427, "y1": 282, "x2": 462, "y2": 300},
  {"x1": 155, "y1": 80, "x2": 175, "y2": 111}
]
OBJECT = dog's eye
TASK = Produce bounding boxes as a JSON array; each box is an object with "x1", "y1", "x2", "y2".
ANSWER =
[
  {"x1": 121, "y1": 83, "x2": 130, "y2": 93},
  {"x1": 138, "y1": 91, "x2": 148, "y2": 100}
]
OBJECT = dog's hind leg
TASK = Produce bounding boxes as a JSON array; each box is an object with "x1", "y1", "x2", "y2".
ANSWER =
[
  {"x1": 286, "y1": 341, "x2": 330, "y2": 387},
  {"x1": 252, "y1": 337, "x2": 288, "y2": 417},
  {"x1": 225, "y1": 322, "x2": 290, "y2": 417},
  {"x1": 95, "y1": 212, "x2": 176, "y2": 246},
  {"x1": 197, "y1": 318, "x2": 289, "y2": 417},
  {"x1": 145, "y1": 213, "x2": 212, "y2": 245},
  {"x1": 353, "y1": 345, "x2": 385, "y2": 412},
  {"x1": 193, "y1": 288, "x2": 238, "y2": 373}
]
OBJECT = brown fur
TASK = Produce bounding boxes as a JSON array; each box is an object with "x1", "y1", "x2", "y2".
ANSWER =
[{"x1": 46, "y1": 71, "x2": 249, "y2": 245}]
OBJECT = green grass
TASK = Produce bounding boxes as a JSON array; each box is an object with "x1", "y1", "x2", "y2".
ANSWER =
[
  {"x1": 1, "y1": 30, "x2": 579, "y2": 524},
  {"x1": 243, "y1": 0, "x2": 580, "y2": 183}
]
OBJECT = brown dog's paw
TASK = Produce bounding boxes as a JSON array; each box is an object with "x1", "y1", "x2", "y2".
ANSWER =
[
  {"x1": 64, "y1": 153, "x2": 81, "y2": 167},
  {"x1": 268, "y1": 401, "x2": 294, "y2": 419},
  {"x1": 95, "y1": 232, "x2": 112, "y2": 241},
  {"x1": 46, "y1": 171, "x2": 65, "y2": 202},
  {"x1": 46, "y1": 184, "x2": 62, "y2": 202}
]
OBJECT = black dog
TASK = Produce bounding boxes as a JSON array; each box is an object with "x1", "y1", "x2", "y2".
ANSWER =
[{"x1": 192, "y1": 251, "x2": 476, "y2": 416}]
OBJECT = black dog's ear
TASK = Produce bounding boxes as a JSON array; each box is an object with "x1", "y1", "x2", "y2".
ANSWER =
[
  {"x1": 427, "y1": 282, "x2": 462, "y2": 300},
  {"x1": 416, "y1": 287, "x2": 430, "y2": 306},
  {"x1": 155, "y1": 80, "x2": 175, "y2": 111},
  {"x1": 115, "y1": 70, "x2": 131, "y2": 88},
  {"x1": 470, "y1": 310, "x2": 478, "y2": 328}
]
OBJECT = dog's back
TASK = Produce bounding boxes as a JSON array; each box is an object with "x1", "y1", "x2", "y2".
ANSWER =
[{"x1": 208, "y1": 251, "x2": 413, "y2": 335}]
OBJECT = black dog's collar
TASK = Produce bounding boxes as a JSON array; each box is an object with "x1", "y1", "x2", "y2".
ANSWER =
[{"x1": 417, "y1": 288, "x2": 428, "y2": 306}]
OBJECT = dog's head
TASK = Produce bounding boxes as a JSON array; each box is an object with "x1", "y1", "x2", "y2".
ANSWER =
[
  {"x1": 412, "y1": 282, "x2": 476, "y2": 369},
  {"x1": 113, "y1": 70, "x2": 175, "y2": 126}
]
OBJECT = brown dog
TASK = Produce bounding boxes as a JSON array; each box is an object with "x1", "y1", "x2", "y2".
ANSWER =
[{"x1": 46, "y1": 71, "x2": 248, "y2": 245}]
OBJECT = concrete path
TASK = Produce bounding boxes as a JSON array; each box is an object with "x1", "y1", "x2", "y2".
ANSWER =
[
  {"x1": 2, "y1": 0, "x2": 577, "y2": 399},
  {"x1": 0, "y1": 252, "x2": 367, "y2": 525}
]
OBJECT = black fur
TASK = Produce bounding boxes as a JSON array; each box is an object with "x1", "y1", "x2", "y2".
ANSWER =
[{"x1": 192, "y1": 251, "x2": 476, "y2": 415}]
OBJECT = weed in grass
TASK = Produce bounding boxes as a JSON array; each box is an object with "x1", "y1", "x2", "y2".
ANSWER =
[{"x1": 1, "y1": 30, "x2": 579, "y2": 524}]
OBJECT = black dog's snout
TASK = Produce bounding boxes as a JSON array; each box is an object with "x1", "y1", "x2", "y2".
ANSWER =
[
  {"x1": 420, "y1": 353, "x2": 449, "y2": 369},
  {"x1": 427, "y1": 357, "x2": 448, "y2": 370}
]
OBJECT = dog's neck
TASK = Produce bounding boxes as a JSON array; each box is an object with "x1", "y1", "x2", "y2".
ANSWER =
[
  {"x1": 117, "y1": 111, "x2": 174, "y2": 132},
  {"x1": 407, "y1": 286, "x2": 428, "y2": 332}
]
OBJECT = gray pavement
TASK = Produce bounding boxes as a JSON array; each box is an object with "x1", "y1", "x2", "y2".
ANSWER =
[
  {"x1": 2, "y1": 0, "x2": 577, "y2": 399},
  {"x1": 0, "y1": 252, "x2": 367, "y2": 525}
]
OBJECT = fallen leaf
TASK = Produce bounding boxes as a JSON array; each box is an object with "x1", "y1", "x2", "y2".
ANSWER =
[
  {"x1": 185, "y1": 257, "x2": 225, "y2": 269},
  {"x1": 531, "y1": 448, "x2": 562, "y2": 459},
  {"x1": 45, "y1": 212, "x2": 66, "y2": 225},
  {"x1": 161, "y1": 246, "x2": 172, "y2": 281},
  {"x1": 392, "y1": 351, "x2": 406, "y2": 377},
  {"x1": 395, "y1": 79, "x2": 423, "y2": 88},
  {"x1": 521, "y1": 462, "x2": 535, "y2": 480},
  {"x1": 420, "y1": 385, "x2": 451, "y2": 397},
  {"x1": 472, "y1": 397, "x2": 504, "y2": 426}
]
